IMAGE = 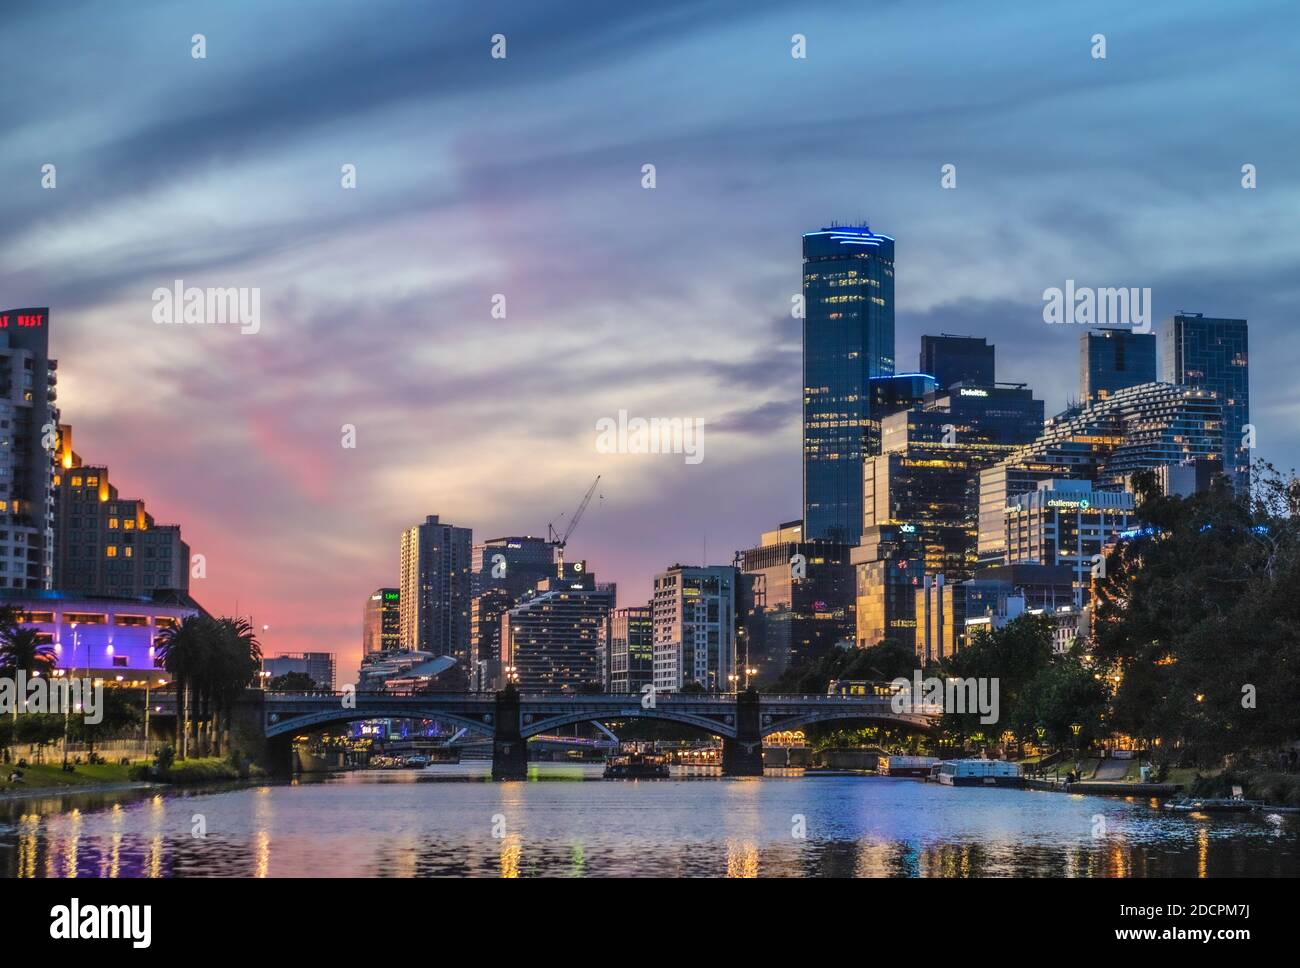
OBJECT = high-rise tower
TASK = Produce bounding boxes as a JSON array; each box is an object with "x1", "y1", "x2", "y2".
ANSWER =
[{"x1": 802, "y1": 226, "x2": 895, "y2": 543}]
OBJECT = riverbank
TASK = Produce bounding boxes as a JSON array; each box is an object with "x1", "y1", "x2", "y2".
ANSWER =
[
  {"x1": 1, "y1": 756, "x2": 265, "y2": 800},
  {"x1": 0, "y1": 762, "x2": 159, "y2": 802}
]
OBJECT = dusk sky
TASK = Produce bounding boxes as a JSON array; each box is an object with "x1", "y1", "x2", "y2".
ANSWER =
[{"x1": 3, "y1": 0, "x2": 1297, "y2": 684}]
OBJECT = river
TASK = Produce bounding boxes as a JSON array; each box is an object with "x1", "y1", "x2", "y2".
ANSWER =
[{"x1": 3, "y1": 764, "x2": 1298, "y2": 877}]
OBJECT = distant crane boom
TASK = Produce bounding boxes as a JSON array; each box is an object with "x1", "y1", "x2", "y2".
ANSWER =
[{"x1": 548, "y1": 475, "x2": 601, "y2": 577}]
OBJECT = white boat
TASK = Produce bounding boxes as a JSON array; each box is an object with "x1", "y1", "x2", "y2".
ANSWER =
[
  {"x1": 935, "y1": 759, "x2": 1024, "y2": 788},
  {"x1": 878, "y1": 755, "x2": 940, "y2": 777}
]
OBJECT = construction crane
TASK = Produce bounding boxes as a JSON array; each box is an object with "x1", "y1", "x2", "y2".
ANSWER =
[{"x1": 547, "y1": 475, "x2": 601, "y2": 578}]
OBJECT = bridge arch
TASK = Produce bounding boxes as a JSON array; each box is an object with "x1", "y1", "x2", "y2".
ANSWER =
[
  {"x1": 264, "y1": 706, "x2": 495, "y2": 740},
  {"x1": 520, "y1": 708, "x2": 736, "y2": 739},
  {"x1": 759, "y1": 709, "x2": 937, "y2": 737}
]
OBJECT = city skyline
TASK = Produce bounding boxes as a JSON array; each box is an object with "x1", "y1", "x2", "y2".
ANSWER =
[{"x1": 3, "y1": 1, "x2": 1297, "y2": 684}]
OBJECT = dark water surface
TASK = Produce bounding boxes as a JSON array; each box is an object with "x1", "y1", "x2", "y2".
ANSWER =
[{"x1": 3, "y1": 764, "x2": 1298, "y2": 877}]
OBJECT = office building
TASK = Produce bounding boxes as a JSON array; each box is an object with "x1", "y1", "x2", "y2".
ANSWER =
[
  {"x1": 501, "y1": 571, "x2": 615, "y2": 693},
  {"x1": 263, "y1": 652, "x2": 337, "y2": 691},
  {"x1": 803, "y1": 225, "x2": 896, "y2": 543},
  {"x1": 604, "y1": 604, "x2": 653, "y2": 693},
  {"x1": 1003, "y1": 479, "x2": 1135, "y2": 602},
  {"x1": 0, "y1": 307, "x2": 58, "y2": 591},
  {"x1": 399, "y1": 515, "x2": 472, "y2": 662},
  {"x1": 1161, "y1": 313, "x2": 1249, "y2": 491},
  {"x1": 651, "y1": 564, "x2": 737, "y2": 693},
  {"x1": 864, "y1": 383, "x2": 1044, "y2": 580},
  {"x1": 850, "y1": 524, "x2": 923, "y2": 651},
  {"x1": 977, "y1": 382, "x2": 1224, "y2": 562},
  {"x1": 1080, "y1": 328, "x2": 1156, "y2": 404},
  {"x1": 362, "y1": 588, "x2": 400, "y2": 655},
  {"x1": 738, "y1": 520, "x2": 855, "y2": 686},
  {"x1": 920, "y1": 335, "x2": 995, "y2": 390}
]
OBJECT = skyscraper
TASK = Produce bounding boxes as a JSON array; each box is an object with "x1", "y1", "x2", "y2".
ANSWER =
[
  {"x1": 1161, "y1": 313, "x2": 1250, "y2": 491},
  {"x1": 1080, "y1": 328, "x2": 1156, "y2": 404},
  {"x1": 604, "y1": 604, "x2": 653, "y2": 693},
  {"x1": 362, "y1": 588, "x2": 400, "y2": 654},
  {"x1": 0, "y1": 307, "x2": 58, "y2": 591},
  {"x1": 399, "y1": 515, "x2": 472, "y2": 662},
  {"x1": 920, "y1": 335, "x2": 995, "y2": 390},
  {"x1": 802, "y1": 225, "x2": 895, "y2": 543}
]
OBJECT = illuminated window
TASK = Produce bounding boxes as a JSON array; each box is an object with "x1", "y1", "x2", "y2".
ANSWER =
[
  {"x1": 123, "y1": 519, "x2": 135, "y2": 530},
  {"x1": 108, "y1": 518, "x2": 119, "y2": 529},
  {"x1": 106, "y1": 546, "x2": 117, "y2": 558},
  {"x1": 71, "y1": 476, "x2": 82, "y2": 487},
  {"x1": 124, "y1": 547, "x2": 133, "y2": 558}
]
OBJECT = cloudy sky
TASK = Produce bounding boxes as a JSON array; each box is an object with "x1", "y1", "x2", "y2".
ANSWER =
[{"x1": 3, "y1": 0, "x2": 1297, "y2": 683}]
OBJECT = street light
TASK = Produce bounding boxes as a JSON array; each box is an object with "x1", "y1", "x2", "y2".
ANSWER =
[{"x1": 1070, "y1": 722, "x2": 1083, "y2": 782}]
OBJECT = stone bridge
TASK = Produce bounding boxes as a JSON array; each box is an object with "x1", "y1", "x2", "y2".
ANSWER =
[{"x1": 224, "y1": 687, "x2": 939, "y2": 778}]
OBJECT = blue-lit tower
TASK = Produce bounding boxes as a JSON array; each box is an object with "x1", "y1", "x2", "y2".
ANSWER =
[{"x1": 802, "y1": 225, "x2": 895, "y2": 544}]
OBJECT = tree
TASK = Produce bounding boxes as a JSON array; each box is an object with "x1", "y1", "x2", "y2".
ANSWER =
[
  {"x1": 0, "y1": 627, "x2": 56, "y2": 679},
  {"x1": 156, "y1": 615, "x2": 211, "y2": 759},
  {"x1": 938, "y1": 613, "x2": 1054, "y2": 744},
  {"x1": 269, "y1": 671, "x2": 317, "y2": 692},
  {"x1": 1091, "y1": 462, "x2": 1300, "y2": 764}
]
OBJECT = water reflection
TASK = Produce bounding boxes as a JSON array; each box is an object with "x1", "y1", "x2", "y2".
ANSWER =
[{"x1": 2, "y1": 766, "x2": 1297, "y2": 878}]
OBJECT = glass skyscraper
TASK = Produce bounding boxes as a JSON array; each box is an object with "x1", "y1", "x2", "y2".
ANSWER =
[
  {"x1": 1080, "y1": 328, "x2": 1156, "y2": 404},
  {"x1": 1160, "y1": 313, "x2": 1250, "y2": 492},
  {"x1": 920, "y1": 335, "x2": 995, "y2": 390},
  {"x1": 802, "y1": 226, "x2": 895, "y2": 543}
]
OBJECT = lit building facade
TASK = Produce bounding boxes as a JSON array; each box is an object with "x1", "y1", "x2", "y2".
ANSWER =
[
  {"x1": 8, "y1": 587, "x2": 203, "y2": 684},
  {"x1": 362, "y1": 588, "x2": 400, "y2": 655},
  {"x1": 978, "y1": 382, "x2": 1223, "y2": 562},
  {"x1": 1161, "y1": 313, "x2": 1249, "y2": 492},
  {"x1": 738, "y1": 520, "x2": 855, "y2": 686},
  {"x1": 399, "y1": 515, "x2": 472, "y2": 662},
  {"x1": 604, "y1": 604, "x2": 653, "y2": 693},
  {"x1": 54, "y1": 426, "x2": 189, "y2": 598},
  {"x1": 850, "y1": 524, "x2": 923, "y2": 651},
  {"x1": 651, "y1": 564, "x2": 737, "y2": 693},
  {"x1": 803, "y1": 225, "x2": 895, "y2": 543},
  {"x1": 0, "y1": 307, "x2": 58, "y2": 591},
  {"x1": 1003, "y1": 479, "x2": 1135, "y2": 603},
  {"x1": 501, "y1": 572, "x2": 615, "y2": 693}
]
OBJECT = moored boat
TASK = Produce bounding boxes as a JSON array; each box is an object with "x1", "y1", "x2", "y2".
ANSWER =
[
  {"x1": 603, "y1": 751, "x2": 671, "y2": 779},
  {"x1": 935, "y1": 759, "x2": 1024, "y2": 788},
  {"x1": 878, "y1": 755, "x2": 940, "y2": 777}
]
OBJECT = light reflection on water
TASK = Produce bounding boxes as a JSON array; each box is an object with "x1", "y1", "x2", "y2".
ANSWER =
[{"x1": 2, "y1": 764, "x2": 1298, "y2": 878}]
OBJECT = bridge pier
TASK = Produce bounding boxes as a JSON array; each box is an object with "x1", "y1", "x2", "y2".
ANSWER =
[
  {"x1": 491, "y1": 686, "x2": 528, "y2": 780},
  {"x1": 231, "y1": 688, "x2": 294, "y2": 775},
  {"x1": 721, "y1": 688, "x2": 764, "y2": 777}
]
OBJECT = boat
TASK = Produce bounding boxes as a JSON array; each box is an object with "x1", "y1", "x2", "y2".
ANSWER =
[
  {"x1": 935, "y1": 759, "x2": 1024, "y2": 788},
  {"x1": 603, "y1": 751, "x2": 671, "y2": 779},
  {"x1": 878, "y1": 755, "x2": 940, "y2": 777}
]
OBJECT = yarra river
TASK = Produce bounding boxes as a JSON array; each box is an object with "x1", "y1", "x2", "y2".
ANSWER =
[{"x1": 3, "y1": 764, "x2": 1298, "y2": 877}]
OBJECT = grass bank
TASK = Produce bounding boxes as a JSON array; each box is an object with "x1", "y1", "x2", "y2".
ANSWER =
[{"x1": 1, "y1": 761, "x2": 140, "y2": 793}]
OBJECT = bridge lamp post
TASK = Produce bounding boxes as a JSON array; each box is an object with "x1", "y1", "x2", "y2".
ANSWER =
[
  {"x1": 1035, "y1": 725, "x2": 1047, "y2": 778},
  {"x1": 744, "y1": 667, "x2": 757, "y2": 690},
  {"x1": 727, "y1": 674, "x2": 738, "y2": 694}
]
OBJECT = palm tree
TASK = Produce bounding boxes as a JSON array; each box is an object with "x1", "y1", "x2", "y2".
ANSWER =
[
  {"x1": 0, "y1": 626, "x2": 56, "y2": 676},
  {"x1": 156, "y1": 615, "x2": 211, "y2": 759},
  {"x1": 209, "y1": 617, "x2": 261, "y2": 755}
]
